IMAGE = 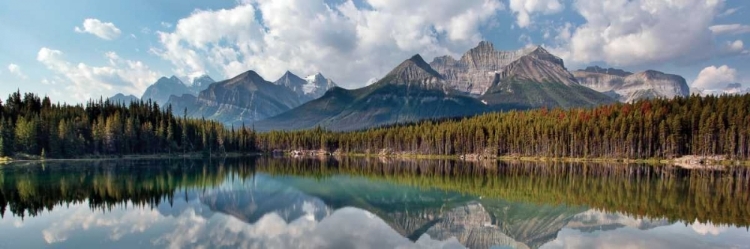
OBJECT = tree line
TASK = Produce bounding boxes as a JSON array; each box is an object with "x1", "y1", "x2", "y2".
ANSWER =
[
  {"x1": 256, "y1": 94, "x2": 750, "y2": 160},
  {"x1": 0, "y1": 91, "x2": 257, "y2": 159}
]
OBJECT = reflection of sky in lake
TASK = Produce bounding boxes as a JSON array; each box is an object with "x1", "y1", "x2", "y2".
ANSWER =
[{"x1": 1, "y1": 174, "x2": 749, "y2": 248}]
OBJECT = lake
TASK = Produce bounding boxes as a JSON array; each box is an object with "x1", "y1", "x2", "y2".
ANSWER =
[{"x1": 1, "y1": 157, "x2": 749, "y2": 248}]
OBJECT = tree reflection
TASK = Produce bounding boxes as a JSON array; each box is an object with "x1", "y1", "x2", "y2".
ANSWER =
[{"x1": 1, "y1": 157, "x2": 748, "y2": 228}]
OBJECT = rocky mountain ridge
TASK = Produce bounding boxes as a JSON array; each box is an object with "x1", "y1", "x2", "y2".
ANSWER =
[
  {"x1": 573, "y1": 66, "x2": 690, "y2": 103},
  {"x1": 167, "y1": 70, "x2": 302, "y2": 125}
]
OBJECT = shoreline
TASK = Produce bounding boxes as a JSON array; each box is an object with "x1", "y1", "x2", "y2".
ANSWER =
[
  {"x1": 290, "y1": 152, "x2": 750, "y2": 168},
  {"x1": 0, "y1": 152, "x2": 262, "y2": 164},
  {"x1": 4, "y1": 151, "x2": 748, "y2": 168}
]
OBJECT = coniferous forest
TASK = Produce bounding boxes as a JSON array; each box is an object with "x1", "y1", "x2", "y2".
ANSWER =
[
  {"x1": 1, "y1": 91, "x2": 749, "y2": 160},
  {"x1": 0, "y1": 91, "x2": 257, "y2": 159},
  {"x1": 256, "y1": 94, "x2": 750, "y2": 160}
]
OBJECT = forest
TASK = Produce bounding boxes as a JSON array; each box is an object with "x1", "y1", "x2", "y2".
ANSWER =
[
  {"x1": 1, "y1": 91, "x2": 749, "y2": 160},
  {"x1": 0, "y1": 91, "x2": 257, "y2": 159},
  {"x1": 256, "y1": 94, "x2": 750, "y2": 160}
]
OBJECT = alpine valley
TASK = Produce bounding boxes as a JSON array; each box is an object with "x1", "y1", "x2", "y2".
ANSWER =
[{"x1": 111, "y1": 41, "x2": 693, "y2": 131}]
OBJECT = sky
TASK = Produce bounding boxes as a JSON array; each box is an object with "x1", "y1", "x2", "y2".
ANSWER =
[{"x1": 1, "y1": 0, "x2": 748, "y2": 104}]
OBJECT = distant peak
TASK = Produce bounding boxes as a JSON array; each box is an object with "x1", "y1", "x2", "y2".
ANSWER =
[
  {"x1": 477, "y1": 41, "x2": 494, "y2": 49},
  {"x1": 409, "y1": 54, "x2": 426, "y2": 63},
  {"x1": 531, "y1": 45, "x2": 548, "y2": 53},
  {"x1": 578, "y1": 66, "x2": 632, "y2": 77}
]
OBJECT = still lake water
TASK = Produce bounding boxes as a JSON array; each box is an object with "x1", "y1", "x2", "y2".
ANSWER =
[{"x1": 0, "y1": 157, "x2": 749, "y2": 249}]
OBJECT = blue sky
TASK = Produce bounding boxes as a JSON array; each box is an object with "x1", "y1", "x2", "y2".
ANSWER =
[{"x1": 1, "y1": 0, "x2": 748, "y2": 103}]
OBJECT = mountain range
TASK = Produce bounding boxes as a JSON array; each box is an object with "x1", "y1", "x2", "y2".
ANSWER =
[
  {"x1": 256, "y1": 44, "x2": 615, "y2": 131},
  {"x1": 111, "y1": 41, "x2": 699, "y2": 131},
  {"x1": 255, "y1": 55, "x2": 493, "y2": 131},
  {"x1": 573, "y1": 66, "x2": 690, "y2": 103}
]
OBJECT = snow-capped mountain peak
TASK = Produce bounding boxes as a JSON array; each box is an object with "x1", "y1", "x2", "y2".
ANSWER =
[{"x1": 303, "y1": 73, "x2": 337, "y2": 97}]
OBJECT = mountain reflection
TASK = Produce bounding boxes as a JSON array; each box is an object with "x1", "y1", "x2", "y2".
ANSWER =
[{"x1": 1, "y1": 157, "x2": 749, "y2": 248}]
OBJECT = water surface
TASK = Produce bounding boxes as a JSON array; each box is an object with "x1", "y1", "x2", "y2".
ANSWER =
[{"x1": 1, "y1": 157, "x2": 749, "y2": 248}]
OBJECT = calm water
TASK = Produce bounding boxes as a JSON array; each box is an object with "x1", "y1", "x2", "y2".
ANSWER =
[{"x1": 0, "y1": 157, "x2": 749, "y2": 249}]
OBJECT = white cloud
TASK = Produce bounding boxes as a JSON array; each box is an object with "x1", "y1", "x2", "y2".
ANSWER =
[
  {"x1": 161, "y1": 22, "x2": 173, "y2": 28},
  {"x1": 509, "y1": 0, "x2": 564, "y2": 28},
  {"x1": 7, "y1": 63, "x2": 28, "y2": 79},
  {"x1": 548, "y1": 0, "x2": 740, "y2": 68},
  {"x1": 722, "y1": 40, "x2": 745, "y2": 54},
  {"x1": 710, "y1": 24, "x2": 750, "y2": 35},
  {"x1": 151, "y1": 0, "x2": 504, "y2": 88},
  {"x1": 37, "y1": 48, "x2": 159, "y2": 102},
  {"x1": 718, "y1": 7, "x2": 742, "y2": 17},
  {"x1": 691, "y1": 65, "x2": 738, "y2": 90},
  {"x1": 74, "y1": 18, "x2": 122, "y2": 40}
]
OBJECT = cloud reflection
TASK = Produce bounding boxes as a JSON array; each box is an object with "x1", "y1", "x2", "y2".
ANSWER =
[{"x1": 154, "y1": 206, "x2": 466, "y2": 249}]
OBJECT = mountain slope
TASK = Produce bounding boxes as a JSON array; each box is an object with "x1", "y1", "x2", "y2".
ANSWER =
[
  {"x1": 107, "y1": 93, "x2": 139, "y2": 104},
  {"x1": 480, "y1": 47, "x2": 615, "y2": 109},
  {"x1": 573, "y1": 66, "x2": 690, "y2": 103},
  {"x1": 168, "y1": 70, "x2": 302, "y2": 125},
  {"x1": 141, "y1": 76, "x2": 193, "y2": 106},
  {"x1": 255, "y1": 55, "x2": 489, "y2": 131}
]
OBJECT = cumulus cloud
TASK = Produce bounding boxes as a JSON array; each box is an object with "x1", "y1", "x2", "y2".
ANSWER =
[
  {"x1": 37, "y1": 48, "x2": 159, "y2": 102},
  {"x1": 7, "y1": 63, "x2": 28, "y2": 79},
  {"x1": 691, "y1": 65, "x2": 738, "y2": 90},
  {"x1": 548, "y1": 0, "x2": 743, "y2": 67},
  {"x1": 74, "y1": 18, "x2": 122, "y2": 40},
  {"x1": 509, "y1": 0, "x2": 564, "y2": 28},
  {"x1": 710, "y1": 24, "x2": 750, "y2": 35},
  {"x1": 151, "y1": 0, "x2": 504, "y2": 88}
]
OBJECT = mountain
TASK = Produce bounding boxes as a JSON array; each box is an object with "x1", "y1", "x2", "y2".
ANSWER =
[
  {"x1": 141, "y1": 76, "x2": 193, "y2": 106},
  {"x1": 573, "y1": 66, "x2": 690, "y2": 103},
  {"x1": 479, "y1": 47, "x2": 615, "y2": 109},
  {"x1": 107, "y1": 93, "x2": 139, "y2": 104},
  {"x1": 274, "y1": 71, "x2": 337, "y2": 102},
  {"x1": 189, "y1": 74, "x2": 215, "y2": 93},
  {"x1": 167, "y1": 70, "x2": 302, "y2": 125},
  {"x1": 723, "y1": 83, "x2": 749, "y2": 95},
  {"x1": 430, "y1": 41, "x2": 536, "y2": 96},
  {"x1": 254, "y1": 55, "x2": 490, "y2": 131}
]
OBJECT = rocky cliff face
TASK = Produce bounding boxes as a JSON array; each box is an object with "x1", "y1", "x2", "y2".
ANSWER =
[
  {"x1": 573, "y1": 66, "x2": 689, "y2": 103},
  {"x1": 430, "y1": 41, "x2": 536, "y2": 95}
]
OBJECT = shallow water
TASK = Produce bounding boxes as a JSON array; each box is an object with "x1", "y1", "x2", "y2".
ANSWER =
[{"x1": 0, "y1": 157, "x2": 748, "y2": 248}]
